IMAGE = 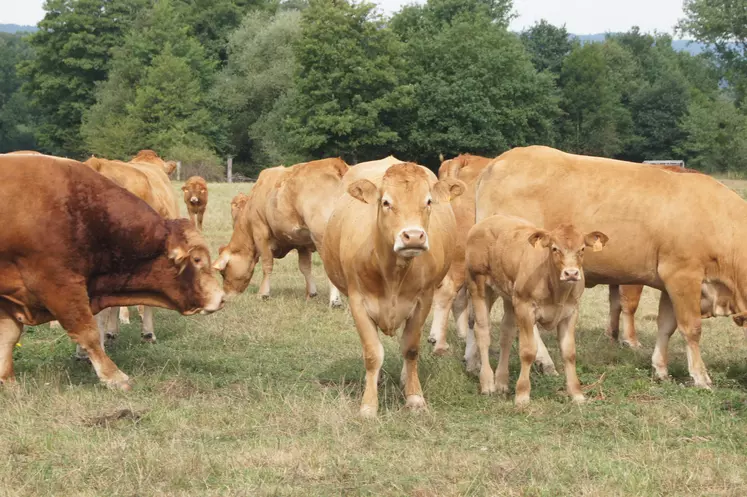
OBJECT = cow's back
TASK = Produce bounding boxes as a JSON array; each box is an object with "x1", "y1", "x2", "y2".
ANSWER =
[
  {"x1": 476, "y1": 146, "x2": 744, "y2": 287},
  {"x1": 128, "y1": 161, "x2": 179, "y2": 218}
]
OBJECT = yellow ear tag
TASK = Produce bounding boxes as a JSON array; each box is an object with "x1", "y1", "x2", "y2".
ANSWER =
[{"x1": 592, "y1": 239, "x2": 604, "y2": 252}]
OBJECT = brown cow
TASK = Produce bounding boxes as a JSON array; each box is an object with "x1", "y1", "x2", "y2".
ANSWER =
[
  {"x1": 476, "y1": 145, "x2": 747, "y2": 389},
  {"x1": 214, "y1": 158, "x2": 349, "y2": 306},
  {"x1": 182, "y1": 176, "x2": 208, "y2": 231},
  {"x1": 426, "y1": 154, "x2": 492, "y2": 355},
  {"x1": 320, "y1": 162, "x2": 465, "y2": 417},
  {"x1": 0, "y1": 154, "x2": 224, "y2": 389},
  {"x1": 231, "y1": 192, "x2": 250, "y2": 225},
  {"x1": 465, "y1": 215, "x2": 608, "y2": 405},
  {"x1": 607, "y1": 165, "x2": 706, "y2": 348}
]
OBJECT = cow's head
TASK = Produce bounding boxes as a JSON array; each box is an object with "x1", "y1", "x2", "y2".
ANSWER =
[
  {"x1": 231, "y1": 192, "x2": 250, "y2": 224},
  {"x1": 528, "y1": 224, "x2": 609, "y2": 283},
  {"x1": 347, "y1": 163, "x2": 465, "y2": 258},
  {"x1": 160, "y1": 219, "x2": 225, "y2": 314},
  {"x1": 181, "y1": 177, "x2": 207, "y2": 206}
]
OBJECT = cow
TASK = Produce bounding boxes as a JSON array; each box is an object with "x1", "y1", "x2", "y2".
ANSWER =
[
  {"x1": 320, "y1": 162, "x2": 465, "y2": 417},
  {"x1": 4, "y1": 150, "x2": 43, "y2": 155},
  {"x1": 214, "y1": 158, "x2": 348, "y2": 306},
  {"x1": 464, "y1": 215, "x2": 608, "y2": 405},
  {"x1": 425, "y1": 154, "x2": 492, "y2": 355},
  {"x1": 475, "y1": 145, "x2": 747, "y2": 390},
  {"x1": 0, "y1": 154, "x2": 225, "y2": 389},
  {"x1": 129, "y1": 149, "x2": 177, "y2": 176},
  {"x1": 75, "y1": 151, "x2": 181, "y2": 346},
  {"x1": 607, "y1": 165, "x2": 713, "y2": 348},
  {"x1": 231, "y1": 192, "x2": 250, "y2": 226},
  {"x1": 182, "y1": 176, "x2": 208, "y2": 231}
]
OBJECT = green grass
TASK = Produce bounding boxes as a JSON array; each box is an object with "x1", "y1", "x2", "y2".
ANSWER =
[{"x1": 3, "y1": 181, "x2": 747, "y2": 496}]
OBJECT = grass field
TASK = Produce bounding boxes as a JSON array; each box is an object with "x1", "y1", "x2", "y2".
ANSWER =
[{"x1": 3, "y1": 180, "x2": 747, "y2": 496}]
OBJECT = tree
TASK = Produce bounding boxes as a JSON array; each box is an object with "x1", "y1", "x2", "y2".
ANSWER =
[
  {"x1": 520, "y1": 20, "x2": 575, "y2": 75},
  {"x1": 391, "y1": 0, "x2": 558, "y2": 165},
  {"x1": 211, "y1": 8, "x2": 303, "y2": 167},
  {"x1": 20, "y1": 0, "x2": 146, "y2": 156},
  {"x1": 81, "y1": 0, "x2": 218, "y2": 160},
  {"x1": 0, "y1": 33, "x2": 36, "y2": 152},
  {"x1": 286, "y1": 0, "x2": 411, "y2": 162},
  {"x1": 678, "y1": 0, "x2": 747, "y2": 102}
]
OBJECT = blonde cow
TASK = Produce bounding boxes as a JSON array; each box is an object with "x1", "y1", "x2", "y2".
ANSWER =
[
  {"x1": 182, "y1": 176, "x2": 208, "y2": 231},
  {"x1": 320, "y1": 162, "x2": 465, "y2": 417}
]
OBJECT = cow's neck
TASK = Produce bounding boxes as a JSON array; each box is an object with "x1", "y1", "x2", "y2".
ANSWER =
[
  {"x1": 228, "y1": 212, "x2": 255, "y2": 256},
  {"x1": 372, "y1": 230, "x2": 414, "y2": 285}
]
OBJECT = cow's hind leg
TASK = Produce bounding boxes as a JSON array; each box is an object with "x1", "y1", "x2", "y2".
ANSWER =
[
  {"x1": 400, "y1": 289, "x2": 434, "y2": 412},
  {"x1": 607, "y1": 284, "x2": 621, "y2": 342},
  {"x1": 119, "y1": 306, "x2": 131, "y2": 325},
  {"x1": 620, "y1": 285, "x2": 643, "y2": 348},
  {"x1": 141, "y1": 306, "x2": 156, "y2": 343},
  {"x1": 452, "y1": 285, "x2": 469, "y2": 339},
  {"x1": 297, "y1": 248, "x2": 317, "y2": 299},
  {"x1": 428, "y1": 275, "x2": 455, "y2": 355},
  {"x1": 665, "y1": 277, "x2": 711, "y2": 388},
  {"x1": 651, "y1": 291, "x2": 677, "y2": 382},
  {"x1": 0, "y1": 309, "x2": 23, "y2": 385},
  {"x1": 329, "y1": 282, "x2": 343, "y2": 308},
  {"x1": 557, "y1": 311, "x2": 584, "y2": 403},
  {"x1": 534, "y1": 326, "x2": 557, "y2": 375}
]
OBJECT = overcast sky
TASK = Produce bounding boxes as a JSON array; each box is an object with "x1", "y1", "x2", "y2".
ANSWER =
[{"x1": 1, "y1": 0, "x2": 686, "y2": 37}]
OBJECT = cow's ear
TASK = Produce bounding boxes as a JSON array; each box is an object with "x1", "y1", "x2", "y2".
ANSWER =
[
  {"x1": 213, "y1": 249, "x2": 230, "y2": 271},
  {"x1": 584, "y1": 231, "x2": 609, "y2": 252},
  {"x1": 347, "y1": 179, "x2": 379, "y2": 204},
  {"x1": 528, "y1": 230, "x2": 551, "y2": 248},
  {"x1": 432, "y1": 178, "x2": 466, "y2": 203},
  {"x1": 733, "y1": 312, "x2": 747, "y2": 327},
  {"x1": 169, "y1": 247, "x2": 188, "y2": 273}
]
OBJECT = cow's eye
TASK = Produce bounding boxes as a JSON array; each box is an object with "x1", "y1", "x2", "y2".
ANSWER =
[
  {"x1": 382, "y1": 199, "x2": 391, "y2": 208},
  {"x1": 426, "y1": 198, "x2": 432, "y2": 207},
  {"x1": 552, "y1": 246, "x2": 559, "y2": 253},
  {"x1": 193, "y1": 256, "x2": 202, "y2": 265}
]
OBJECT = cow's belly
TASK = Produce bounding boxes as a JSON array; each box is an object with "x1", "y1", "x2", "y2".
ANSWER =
[
  {"x1": 535, "y1": 302, "x2": 577, "y2": 331},
  {"x1": 363, "y1": 295, "x2": 419, "y2": 336}
]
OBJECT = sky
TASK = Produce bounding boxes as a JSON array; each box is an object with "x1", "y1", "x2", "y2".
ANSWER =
[{"x1": 1, "y1": 0, "x2": 686, "y2": 38}]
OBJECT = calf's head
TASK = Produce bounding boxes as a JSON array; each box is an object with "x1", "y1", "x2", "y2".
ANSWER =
[
  {"x1": 347, "y1": 163, "x2": 465, "y2": 258},
  {"x1": 182, "y1": 177, "x2": 208, "y2": 206},
  {"x1": 158, "y1": 219, "x2": 225, "y2": 313},
  {"x1": 528, "y1": 224, "x2": 609, "y2": 282}
]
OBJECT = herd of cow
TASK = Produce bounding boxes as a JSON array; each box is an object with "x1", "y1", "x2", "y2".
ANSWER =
[{"x1": 1, "y1": 145, "x2": 745, "y2": 418}]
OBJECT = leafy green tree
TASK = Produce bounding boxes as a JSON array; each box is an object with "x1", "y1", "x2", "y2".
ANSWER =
[
  {"x1": 286, "y1": 0, "x2": 411, "y2": 162},
  {"x1": 676, "y1": 94, "x2": 747, "y2": 173},
  {"x1": 391, "y1": 0, "x2": 558, "y2": 165},
  {"x1": 81, "y1": 0, "x2": 218, "y2": 159},
  {"x1": 520, "y1": 20, "x2": 575, "y2": 75},
  {"x1": 20, "y1": 0, "x2": 146, "y2": 156},
  {"x1": 212, "y1": 9, "x2": 303, "y2": 166},
  {"x1": 0, "y1": 33, "x2": 36, "y2": 152}
]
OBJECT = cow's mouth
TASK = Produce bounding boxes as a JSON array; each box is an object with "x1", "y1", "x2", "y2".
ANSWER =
[{"x1": 395, "y1": 247, "x2": 427, "y2": 258}]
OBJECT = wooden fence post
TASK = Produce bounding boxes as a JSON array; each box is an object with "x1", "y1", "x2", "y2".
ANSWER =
[
  {"x1": 227, "y1": 157, "x2": 233, "y2": 183},
  {"x1": 176, "y1": 160, "x2": 182, "y2": 181}
]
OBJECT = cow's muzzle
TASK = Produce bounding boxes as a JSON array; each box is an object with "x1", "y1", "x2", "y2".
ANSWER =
[
  {"x1": 393, "y1": 227, "x2": 429, "y2": 257},
  {"x1": 560, "y1": 268, "x2": 581, "y2": 282},
  {"x1": 190, "y1": 196, "x2": 200, "y2": 205}
]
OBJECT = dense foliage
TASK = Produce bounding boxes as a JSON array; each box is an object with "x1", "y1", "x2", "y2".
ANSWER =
[{"x1": 1, "y1": 0, "x2": 746, "y2": 174}]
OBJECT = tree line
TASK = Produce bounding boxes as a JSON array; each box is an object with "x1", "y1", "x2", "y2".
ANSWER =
[{"x1": 1, "y1": 0, "x2": 745, "y2": 176}]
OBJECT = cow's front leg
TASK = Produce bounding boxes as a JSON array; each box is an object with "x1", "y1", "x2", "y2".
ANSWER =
[
  {"x1": 297, "y1": 248, "x2": 317, "y2": 299},
  {"x1": 197, "y1": 210, "x2": 205, "y2": 232},
  {"x1": 557, "y1": 311, "x2": 584, "y2": 403},
  {"x1": 75, "y1": 309, "x2": 109, "y2": 360},
  {"x1": 258, "y1": 240, "x2": 275, "y2": 300},
  {"x1": 0, "y1": 309, "x2": 23, "y2": 384},
  {"x1": 400, "y1": 289, "x2": 434, "y2": 411},
  {"x1": 468, "y1": 274, "x2": 496, "y2": 393},
  {"x1": 119, "y1": 306, "x2": 131, "y2": 325},
  {"x1": 349, "y1": 293, "x2": 383, "y2": 418},
  {"x1": 514, "y1": 302, "x2": 537, "y2": 406}
]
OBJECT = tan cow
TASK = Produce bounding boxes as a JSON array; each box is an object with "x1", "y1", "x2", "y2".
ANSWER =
[
  {"x1": 476, "y1": 145, "x2": 747, "y2": 389},
  {"x1": 465, "y1": 215, "x2": 608, "y2": 405},
  {"x1": 426, "y1": 154, "x2": 492, "y2": 355},
  {"x1": 0, "y1": 154, "x2": 224, "y2": 389},
  {"x1": 72, "y1": 151, "x2": 180, "y2": 347},
  {"x1": 214, "y1": 158, "x2": 348, "y2": 306},
  {"x1": 182, "y1": 176, "x2": 208, "y2": 231},
  {"x1": 129, "y1": 149, "x2": 177, "y2": 176},
  {"x1": 320, "y1": 162, "x2": 465, "y2": 417},
  {"x1": 230, "y1": 192, "x2": 250, "y2": 225}
]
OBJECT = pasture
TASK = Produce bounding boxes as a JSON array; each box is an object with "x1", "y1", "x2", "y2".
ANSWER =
[{"x1": 3, "y1": 181, "x2": 747, "y2": 496}]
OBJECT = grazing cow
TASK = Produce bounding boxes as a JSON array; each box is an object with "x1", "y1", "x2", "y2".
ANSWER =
[
  {"x1": 465, "y1": 215, "x2": 608, "y2": 405},
  {"x1": 606, "y1": 165, "x2": 711, "y2": 348},
  {"x1": 78, "y1": 151, "x2": 180, "y2": 346},
  {"x1": 230, "y1": 192, "x2": 250, "y2": 225},
  {"x1": 182, "y1": 176, "x2": 208, "y2": 231},
  {"x1": 320, "y1": 162, "x2": 465, "y2": 417},
  {"x1": 0, "y1": 154, "x2": 224, "y2": 389},
  {"x1": 476, "y1": 145, "x2": 747, "y2": 389},
  {"x1": 215, "y1": 158, "x2": 348, "y2": 305},
  {"x1": 426, "y1": 154, "x2": 492, "y2": 355}
]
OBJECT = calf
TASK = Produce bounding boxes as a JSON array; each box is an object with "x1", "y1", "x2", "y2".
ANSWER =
[
  {"x1": 0, "y1": 154, "x2": 225, "y2": 389},
  {"x1": 320, "y1": 162, "x2": 465, "y2": 417},
  {"x1": 182, "y1": 176, "x2": 209, "y2": 231},
  {"x1": 465, "y1": 215, "x2": 608, "y2": 405}
]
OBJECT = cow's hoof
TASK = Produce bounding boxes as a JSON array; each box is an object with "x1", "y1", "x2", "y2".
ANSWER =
[
  {"x1": 495, "y1": 382, "x2": 510, "y2": 396},
  {"x1": 330, "y1": 299, "x2": 343, "y2": 309},
  {"x1": 308, "y1": 291, "x2": 318, "y2": 299},
  {"x1": 405, "y1": 395, "x2": 427, "y2": 411},
  {"x1": 514, "y1": 395, "x2": 530, "y2": 407},
  {"x1": 0, "y1": 377, "x2": 16, "y2": 386},
  {"x1": 103, "y1": 372, "x2": 132, "y2": 391},
  {"x1": 359, "y1": 404, "x2": 378, "y2": 419},
  {"x1": 465, "y1": 359, "x2": 481, "y2": 376},
  {"x1": 432, "y1": 344, "x2": 449, "y2": 356},
  {"x1": 105, "y1": 333, "x2": 117, "y2": 342},
  {"x1": 74, "y1": 354, "x2": 91, "y2": 363},
  {"x1": 622, "y1": 339, "x2": 642, "y2": 349},
  {"x1": 141, "y1": 333, "x2": 156, "y2": 344},
  {"x1": 571, "y1": 394, "x2": 587, "y2": 404},
  {"x1": 259, "y1": 294, "x2": 270, "y2": 301},
  {"x1": 427, "y1": 335, "x2": 437, "y2": 344},
  {"x1": 536, "y1": 362, "x2": 559, "y2": 376}
]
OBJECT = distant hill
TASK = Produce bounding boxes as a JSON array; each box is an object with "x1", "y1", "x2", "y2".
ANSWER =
[
  {"x1": 0, "y1": 24, "x2": 38, "y2": 34},
  {"x1": 573, "y1": 33, "x2": 706, "y2": 55}
]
